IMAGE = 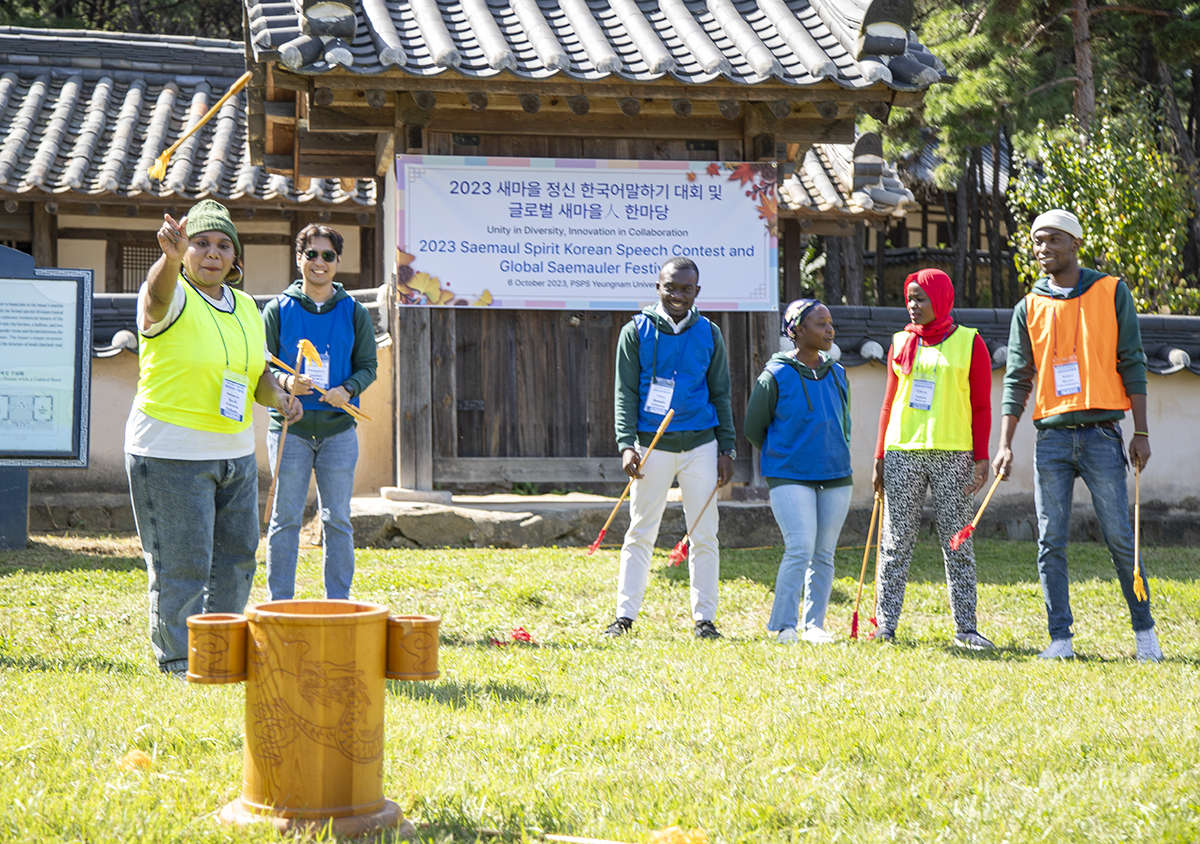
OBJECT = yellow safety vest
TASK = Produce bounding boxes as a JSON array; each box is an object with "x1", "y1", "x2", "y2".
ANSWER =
[
  {"x1": 135, "y1": 279, "x2": 265, "y2": 434},
  {"x1": 884, "y1": 326, "x2": 976, "y2": 452}
]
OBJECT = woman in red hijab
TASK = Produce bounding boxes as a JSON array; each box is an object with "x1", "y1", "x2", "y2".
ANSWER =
[{"x1": 871, "y1": 269, "x2": 995, "y2": 649}]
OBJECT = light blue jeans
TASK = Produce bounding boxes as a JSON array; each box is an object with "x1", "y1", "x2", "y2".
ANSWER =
[
  {"x1": 767, "y1": 482, "x2": 853, "y2": 633},
  {"x1": 265, "y1": 426, "x2": 358, "y2": 600},
  {"x1": 1034, "y1": 423, "x2": 1155, "y2": 640},
  {"x1": 126, "y1": 452, "x2": 259, "y2": 674}
]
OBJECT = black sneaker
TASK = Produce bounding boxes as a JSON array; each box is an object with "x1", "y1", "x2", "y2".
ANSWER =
[
  {"x1": 693, "y1": 619, "x2": 722, "y2": 640},
  {"x1": 872, "y1": 628, "x2": 895, "y2": 642},
  {"x1": 602, "y1": 617, "x2": 634, "y2": 638},
  {"x1": 954, "y1": 631, "x2": 995, "y2": 651}
]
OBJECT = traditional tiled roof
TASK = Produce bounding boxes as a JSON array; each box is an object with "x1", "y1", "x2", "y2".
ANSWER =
[
  {"x1": 245, "y1": 0, "x2": 948, "y2": 91},
  {"x1": 826, "y1": 306, "x2": 1200, "y2": 375},
  {"x1": 779, "y1": 132, "x2": 914, "y2": 219},
  {"x1": 0, "y1": 27, "x2": 375, "y2": 206},
  {"x1": 900, "y1": 128, "x2": 1012, "y2": 196}
]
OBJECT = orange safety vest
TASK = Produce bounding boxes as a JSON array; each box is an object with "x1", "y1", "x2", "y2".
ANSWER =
[{"x1": 1025, "y1": 275, "x2": 1130, "y2": 420}]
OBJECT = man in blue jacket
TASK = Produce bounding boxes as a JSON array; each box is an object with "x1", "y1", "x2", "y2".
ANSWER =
[
  {"x1": 603, "y1": 257, "x2": 736, "y2": 640},
  {"x1": 262, "y1": 224, "x2": 377, "y2": 600}
]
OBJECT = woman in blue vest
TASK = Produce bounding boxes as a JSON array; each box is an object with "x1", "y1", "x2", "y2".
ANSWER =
[
  {"x1": 126, "y1": 201, "x2": 302, "y2": 675},
  {"x1": 745, "y1": 299, "x2": 852, "y2": 644},
  {"x1": 261, "y1": 225, "x2": 378, "y2": 600}
]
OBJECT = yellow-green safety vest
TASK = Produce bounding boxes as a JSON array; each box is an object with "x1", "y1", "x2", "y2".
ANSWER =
[
  {"x1": 134, "y1": 279, "x2": 265, "y2": 434},
  {"x1": 884, "y1": 325, "x2": 976, "y2": 452}
]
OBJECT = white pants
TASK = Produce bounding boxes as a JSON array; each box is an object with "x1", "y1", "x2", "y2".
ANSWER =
[{"x1": 616, "y1": 438, "x2": 720, "y2": 622}]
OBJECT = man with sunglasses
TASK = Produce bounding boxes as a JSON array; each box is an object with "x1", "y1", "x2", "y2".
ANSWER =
[{"x1": 261, "y1": 224, "x2": 378, "y2": 600}]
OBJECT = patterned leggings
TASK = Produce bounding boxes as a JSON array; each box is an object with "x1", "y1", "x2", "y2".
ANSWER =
[{"x1": 876, "y1": 449, "x2": 979, "y2": 635}]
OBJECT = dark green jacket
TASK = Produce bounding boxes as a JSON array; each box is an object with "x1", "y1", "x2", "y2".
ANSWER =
[
  {"x1": 262, "y1": 280, "x2": 378, "y2": 438},
  {"x1": 614, "y1": 306, "x2": 736, "y2": 454},
  {"x1": 1001, "y1": 267, "x2": 1146, "y2": 428}
]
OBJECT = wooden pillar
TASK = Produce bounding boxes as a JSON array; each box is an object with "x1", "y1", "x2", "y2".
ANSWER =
[
  {"x1": 105, "y1": 239, "x2": 120, "y2": 292},
  {"x1": 875, "y1": 222, "x2": 887, "y2": 306},
  {"x1": 391, "y1": 121, "x2": 435, "y2": 490},
  {"x1": 781, "y1": 217, "x2": 802, "y2": 304},
  {"x1": 32, "y1": 202, "x2": 55, "y2": 267},
  {"x1": 396, "y1": 308, "x2": 433, "y2": 489}
]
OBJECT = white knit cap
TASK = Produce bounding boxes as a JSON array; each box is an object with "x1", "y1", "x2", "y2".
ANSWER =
[{"x1": 1030, "y1": 209, "x2": 1083, "y2": 242}]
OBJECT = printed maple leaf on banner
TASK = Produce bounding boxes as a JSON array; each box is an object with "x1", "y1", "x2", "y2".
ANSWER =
[
  {"x1": 706, "y1": 163, "x2": 721, "y2": 177},
  {"x1": 729, "y1": 162, "x2": 758, "y2": 187}
]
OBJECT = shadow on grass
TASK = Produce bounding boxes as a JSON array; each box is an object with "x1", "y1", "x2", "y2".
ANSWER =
[
  {"x1": 0, "y1": 653, "x2": 146, "y2": 675},
  {"x1": 654, "y1": 540, "x2": 1200, "y2": 589},
  {"x1": 0, "y1": 538, "x2": 144, "y2": 576},
  {"x1": 389, "y1": 678, "x2": 554, "y2": 708}
]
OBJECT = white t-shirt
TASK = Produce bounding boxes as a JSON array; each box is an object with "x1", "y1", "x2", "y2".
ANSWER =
[{"x1": 123, "y1": 281, "x2": 261, "y2": 460}]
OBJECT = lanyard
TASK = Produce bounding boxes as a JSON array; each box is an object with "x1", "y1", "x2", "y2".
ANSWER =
[
  {"x1": 913, "y1": 336, "x2": 939, "y2": 379},
  {"x1": 187, "y1": 277, "x2": 249, "y2": 374},
  {"x1": 650, "y1": 316, "x2": 694, "y2": 381},
  {"x1": 1050, "y1": 274, "x2": 1083, "y2": 362}
]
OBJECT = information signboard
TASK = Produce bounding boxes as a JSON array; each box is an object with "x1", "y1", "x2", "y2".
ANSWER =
[
  {"x1": 0, "y1": 268, "x2": 93, "y2": 467},
  {"x1": 394, "y1": 156, "x2": 778, "y2": 311}
]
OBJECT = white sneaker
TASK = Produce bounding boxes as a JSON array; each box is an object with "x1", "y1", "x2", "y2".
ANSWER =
[
  {"x1": 1038, "y1": 638, "x2": 1074, "y2": 659},
  {"x1": 801, "y1": 626, "x2": 835, "y2": 645},
  {"x1": 1135, "y1": 628, "x2": 1162, "y2": 663},
  {"x1": 775, "y1": 627, "x2": 798, "y2": 645}
]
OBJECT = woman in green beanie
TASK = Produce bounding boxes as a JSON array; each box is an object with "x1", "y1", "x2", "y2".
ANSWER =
[{"x1": 124, "y1": 199, "x2": 302, "y2": 676}]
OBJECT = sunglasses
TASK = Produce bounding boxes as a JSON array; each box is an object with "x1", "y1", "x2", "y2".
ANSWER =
[{"x1": 303, "y1": 249, "x2": 338, "y2": 262}]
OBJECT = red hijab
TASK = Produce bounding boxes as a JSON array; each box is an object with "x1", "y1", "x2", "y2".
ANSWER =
[{"x1": 894, "y1": 268, "x2": 956, "y2": 375}]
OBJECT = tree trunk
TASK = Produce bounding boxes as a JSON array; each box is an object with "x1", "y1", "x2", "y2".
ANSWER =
[
  {"x1": 1004, "y1": 132, "x2": 1022, "y2": 302},
  {"x1": 875, "y1": 223, "x2": 887, "y2": 306},
  {"x1": 1157, "y1": 61, "x2": 1200, "y2": 284},
  {"x1": 823, "y1": 235, "x2": 843, "y2": 305},
  {"x1": 952, "y1": 176, "x2": 968, "y2": 304},
  {"x1": 1071, "y1": 0, "x2": 1095, "y2": 134},
  {"x1": 842, "y1": 225, "x2": 866, "y2": 306},
  {"x1": 988, "y1": 132, "x2": 1005, "y2": 307},
  {"x1": 968, "y1": 147, "x2": 981, "y2": 307}
]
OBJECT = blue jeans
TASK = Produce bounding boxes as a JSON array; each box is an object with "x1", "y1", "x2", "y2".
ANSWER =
[
  {"x1": 265, "y1": 426, "x2": 358, "y2": 601},
  {"x1": 1033, "y1": 424, "x2": 1155, "y2": 640},
  {"x1": 126, "y1": 453, "x2": 259, "y2": 674},
  {"x1": 767, "y1": 483, "x2": 853, "y2": 632}
]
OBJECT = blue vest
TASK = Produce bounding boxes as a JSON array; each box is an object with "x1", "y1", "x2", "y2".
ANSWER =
[
  {"x1": 634, "y1": 313, "x2": 719, "y2": 434},
  {"x1": 277, "y1": 294, "x2": 360, "y2": 412},
  {"x1": 759, "y1": 359, "x2": 851, "y2": 482}
]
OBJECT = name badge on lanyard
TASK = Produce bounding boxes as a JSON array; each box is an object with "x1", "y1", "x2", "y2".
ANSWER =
[
  {"x1": 306, "y1": 352, "x2": 332, "y2": 391},
  {"x1": 1054, "y1": 359, "x2": 1082, "y2": 397},
  {"x1": 909, "y1": 377, "x2": 936, "y2": 411},
  {"x1": 644, "y1": 377, "x2": 675, "y2": 416},
  {"x1": 219, "y1": 370, "x2": 250, "y2": 422}
]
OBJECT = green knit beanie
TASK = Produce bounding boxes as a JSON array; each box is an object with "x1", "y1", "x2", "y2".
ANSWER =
[{"x1": 185, "y1": 199, "x2": 241, "y2": 256}]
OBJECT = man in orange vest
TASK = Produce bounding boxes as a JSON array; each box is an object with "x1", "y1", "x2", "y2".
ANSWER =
[{"x1": 993, "y1": 209, "x2": 1160, "y2": 662}]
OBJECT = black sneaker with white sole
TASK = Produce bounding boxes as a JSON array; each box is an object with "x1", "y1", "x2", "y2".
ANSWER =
[
  {"x1": 693, "y1": 619, "x2": 722, "y2": 640},
  {"x1": 602, "y1": 617, "x2": 634, "y2": 638},
  {"x1": 954, "y1": 630, "x2": 995, "y2": 651}
]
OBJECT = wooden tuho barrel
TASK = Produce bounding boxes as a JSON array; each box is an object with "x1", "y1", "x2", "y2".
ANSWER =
[
  {"x1": 186, "y1": 613, "x2": 248, "y2": 684},
  {"x1": 237, "y1": 600, "x2": 390, "y2": 820},
  {"x1": 386, "y1": 615, "x2": 441, "y2": 681}
]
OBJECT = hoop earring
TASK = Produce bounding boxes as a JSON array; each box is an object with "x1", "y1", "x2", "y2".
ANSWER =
[{"x1": 225, "y1": 264, "x2": 244, "y2": 286}]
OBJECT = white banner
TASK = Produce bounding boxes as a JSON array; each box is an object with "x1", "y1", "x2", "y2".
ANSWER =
[{"x1": 394, "y1": 155, "x2": 778, "y2": 310}]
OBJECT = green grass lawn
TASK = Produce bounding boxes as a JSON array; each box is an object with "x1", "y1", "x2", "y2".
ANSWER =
[{"x1": 1, "y1": 533, "x2": 1198, "y2": 843}]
